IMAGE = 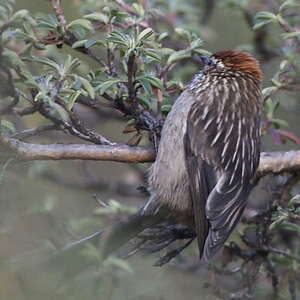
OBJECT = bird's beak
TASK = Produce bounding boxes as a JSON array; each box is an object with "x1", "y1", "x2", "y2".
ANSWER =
[{"x1": 199, "y1": 55, "x2": 212, "y2": 66}]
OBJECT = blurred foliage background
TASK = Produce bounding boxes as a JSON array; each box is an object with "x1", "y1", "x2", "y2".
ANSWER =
[{"x1": 0, "y1": 0, "x2": 300, "y2": 299}]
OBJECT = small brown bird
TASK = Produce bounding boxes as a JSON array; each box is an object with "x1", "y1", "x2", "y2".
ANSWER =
[{"x1": 101, "y1": 50, "x2": 263, "y2": 263}]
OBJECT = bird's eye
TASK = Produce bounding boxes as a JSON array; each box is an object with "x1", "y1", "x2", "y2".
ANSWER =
[{"x1": 207, "y1": 59, "x2": 214, "y2": 66}]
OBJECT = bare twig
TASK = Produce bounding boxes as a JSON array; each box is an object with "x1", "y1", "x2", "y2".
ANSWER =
[
  {"x1": 11, "y1": 125, "x2": 59, "y2": 140},
  {"x1": 264, "y1": 246, "x2": 300, "y2": 263},
  {"x1": 67, "y1": 108, "x2": 115, "y2": 145},
  {"x1": 49, "y1": 0, "x2": 67, "y2": 28},
  {"x1": 35, "y1": 100, "x2": 114, "y2": 145},
  {"x1": 127, "y1": 52, "x2": 137, "y2": 102},
  {"x1": 14, "y1": 106, "x2": 38, "y2": 116}
]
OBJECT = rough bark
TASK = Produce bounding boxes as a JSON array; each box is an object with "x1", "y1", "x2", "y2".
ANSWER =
[{"x1": 1, "y1": 135, "x2": 300, "y2": 176}]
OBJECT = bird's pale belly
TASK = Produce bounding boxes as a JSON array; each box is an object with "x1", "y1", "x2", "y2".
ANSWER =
[{"x1": 148, "y1": 90, "x2": 195, "y2": 214}]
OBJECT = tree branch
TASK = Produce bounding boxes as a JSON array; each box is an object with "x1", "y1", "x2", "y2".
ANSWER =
[
  {"x1": 1, "y1": 135, "x2": 300, "y2": 175},
  {"x1": 258, "y1": 151, "x2": 300, "y2": 175},
  {"x1": 0, "y1": 135, "x2": 155, "y2": 163},
  {"x1": 11, "y1": 125, "x2": 59, "y2": 140}
]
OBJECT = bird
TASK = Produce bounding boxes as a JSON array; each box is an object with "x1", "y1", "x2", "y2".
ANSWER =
[{"x1": 90, "y1": 50, "x2": 263, "y2": 263}]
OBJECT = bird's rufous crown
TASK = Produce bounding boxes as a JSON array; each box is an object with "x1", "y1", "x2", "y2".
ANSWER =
[{"x1": 212, "y1": 50, "x2": 262, "y2": 82}]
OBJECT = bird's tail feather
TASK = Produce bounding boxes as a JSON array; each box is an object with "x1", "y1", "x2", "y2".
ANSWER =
[{"x1": 101, "y1": 210, "x2": 163, "y2": 260}]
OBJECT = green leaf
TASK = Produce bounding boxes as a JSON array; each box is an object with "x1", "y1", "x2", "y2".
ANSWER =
[
  {"x1": 253, "y1": 20, "x2": 273, "y2": 30},
  {"x1": 72, "y1": 38, "x2": 103, "y2": 49},
  {"x1": 79, "y1": 76, "x2": 95, "y2": 99},
  {"x1": 161, "y1": 104, "x2": 172, "y2": 114},
  {"x1": 84, "y1": 12, "x2": 109, "y2": 23},
  {"x1": 23, "y1": 56, "x2": 60, "y2": 72},
  {"x1": 271, "y1": 78, "x2": 282, "y2": 87},
  {"x1": 72, "y1": 39, "x2": 87, "y2": 49},
  {"x1": 281, "y1": 31, "x2": 300, "y2": 40},
  {"x1": 279, "y1": 0, "x2": 300, "y2": 12},
  {"x1": 142, "y1": 48, "x2": 162, "y2": 62},
  {"x1": 33, "y1": 43, "x2": 46, "y2": 50},
  {"x1": 67, "y1": 91, "x2": 81, "y2": 110},
  {"x1": 10, "y1": 9, "x2": 29, "y2": 22},
  {"x1": 255, "y1": 11, "x2": 277, "y2": 21},
  {"x1": 2, "y1": 48, "x2": 25, "y2": 67},
  {"x1": 282, "y1": 222, "x2": 300, "y2": 233},
  {"x1": 174, "y1": 27, "x2": 192, "y2": 41},
  {"x1": 137, "y1": 28, "x2": 154, "y2": 42},
  {"x1": 167, "y1": 49, "x2": 191, "y2": 64},
  {"x1": 271, "y1": 118, "x2": 289, "y2": 128},
  {"x1": 48, "y1": 102, "x2": 69, "y2": 121},
  {"x1": 95, "y1": 79, "x2": 122, "y2": 95},
  {"x1": 36, "y1": 21, "x2": 57, "y2": 31},
  {"x1": 264, "y1": 98, "x2": 278, "y2": 119},
  {"x1": 280, "y1": 60, "x2": 289, "y2": 70},
  {"x1": 132, "y1": 3, "x2": 145, "y2": 17},
  {"x1": 136, "y1": 76, "x2": 165, "y2": 92},
  {"x1": 157, "y1": 32, "x2": 168, "y2": 42},
  {"x1": 80, "y1": 244, "x2": 101, "y2": 262},
  {"x1": 0, "y1": 120, "x2": 15, "y2": 134},
  {"x1": 289, "y1": 195, "x2": 300, "y2": 205},
  {"x1": 107, "y1": 31, "x2": 131, "y2": 48},
  {"x1": 159, "y1": 48, "x2": 175, "y2": 56},
  {"x1": 19, "y1": 70, "x2": 39, "y2": 88},
  {"x1": 137, "y1": 96, "x2": 151, "y2": 109},
  {"x1": 269, "y1": 216, "x2": 287, "y2": 230},
  {"x1": 104, "y1": 256, "x2": 133, "y2": 273},
  {"x1": 253, "y1": 11, "x2": 278, "y2": 30},
  {"x1": 94, "y1": 199, "x2": 137, "y2": 215},
  {"x1": 262, "y1": 86, "x2": 278, "y2": 98},
  {"x1": 190, "y1": 38, "x2": 203, "y2": 49},
  {"x1": 63, "y1": 55, "x2": 81, "y2": 74},
  {"x1": 137, "y1": 78, "x2": 152, "y2": 95},
  {"x1": 85, "y1": 38, "x2": 104, "y2": 48},
  {"x1": 266, "y1": 100, "x2": 275, "y2": 116},
  {"x1": 67, "y1": 19, "x2": 94, "y2": 39},
  {"x1": 67, "y1": 19, "x2": 94, "y2": 32}
]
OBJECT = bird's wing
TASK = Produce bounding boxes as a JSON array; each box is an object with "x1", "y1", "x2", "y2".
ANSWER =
[
  {"x1": 184, "y1": 135, "x2": 213, "y2": 258},
  {"x1": 184, "y1": 89, "x2": 260, "y2": 261}
]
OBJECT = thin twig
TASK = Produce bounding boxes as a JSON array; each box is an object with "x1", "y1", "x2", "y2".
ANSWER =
[
  {"x1": 264, "y1": 246, "x2": 300, "y2": 263},
  {"x1": 49, "y1": 0, "x2": 67, "y2": 28},
  {"x1": 127, "y1": 52, "x2": 137, "y2": 102},
  {"x1": 11, "y1": 125, "x2": 59, "y2": 140}
]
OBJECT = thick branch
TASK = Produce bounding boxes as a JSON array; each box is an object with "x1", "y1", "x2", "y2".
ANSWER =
[
  {"x1": 0, "y1": 135, "x2": 154, "y2": 163},
  {"x1": 258, "y1": 151, "x2": 300, "y2": 175},
  {"x1": 1, "y1": 136, "x2": 300, "y2": 173}
]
